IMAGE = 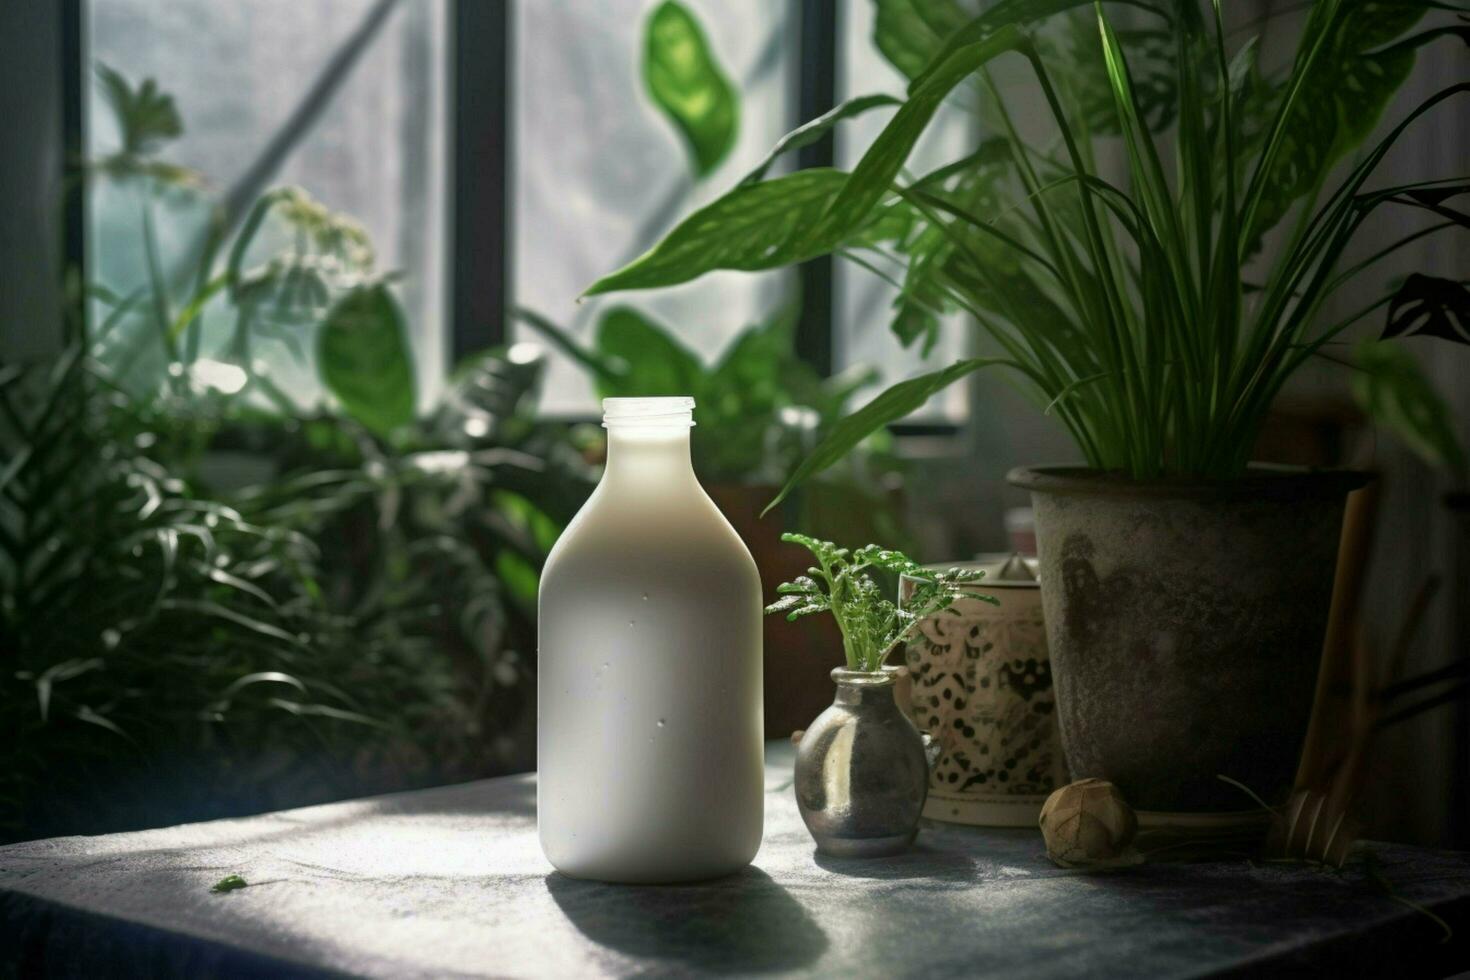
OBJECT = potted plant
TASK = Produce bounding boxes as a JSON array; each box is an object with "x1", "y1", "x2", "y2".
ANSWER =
[
  {"x1": 582, "y1": 2, "x2": 1468, "y2": 812},
  {"x1": 768, "y1": 533, "x2": 992, "y2": 855}
]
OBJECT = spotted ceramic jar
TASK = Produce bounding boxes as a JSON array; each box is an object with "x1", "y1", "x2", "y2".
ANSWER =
[{"x1": 902, "y1": 556, "x2": 1067, "y2": 826}]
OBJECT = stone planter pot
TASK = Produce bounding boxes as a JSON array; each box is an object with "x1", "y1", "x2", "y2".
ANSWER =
[{"x1": 1008, "y1": 465, "x2": 1369, "y2": 812}]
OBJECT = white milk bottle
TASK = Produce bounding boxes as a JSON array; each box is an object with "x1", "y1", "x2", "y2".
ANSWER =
[{"x1": 537, "y1": 396, "x2": 763, "y2": 882}]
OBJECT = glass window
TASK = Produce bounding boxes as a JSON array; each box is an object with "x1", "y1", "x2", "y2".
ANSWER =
[
  {"x1": 86, "y1": 0, "x2": 448, "y2": 405},
  {"x1": 835, "y1": 0, "x2": 969, "y2": 420},
  {"x1": 513, "y1": 0, "x2": 794, "y2": 415}
]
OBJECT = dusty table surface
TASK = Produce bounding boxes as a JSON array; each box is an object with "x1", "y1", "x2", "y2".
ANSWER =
[{"x1": 2, "y1": 741, "x2": 1468, "y2": 979}]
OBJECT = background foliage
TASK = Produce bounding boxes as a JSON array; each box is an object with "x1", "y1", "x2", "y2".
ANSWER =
[{"x1": 1, "y1": 60, "x2": 596, "y2": 841}]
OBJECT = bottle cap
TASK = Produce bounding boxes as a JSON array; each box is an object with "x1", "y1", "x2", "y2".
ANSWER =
[{"x1": 602, "y1": 397, "x2": 695, "y2": 428}]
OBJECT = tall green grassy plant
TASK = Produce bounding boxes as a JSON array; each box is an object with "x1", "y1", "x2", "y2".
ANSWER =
[
  {"x1": 587, "y1": 0, "x2": 1469, "y2": 505},
  {"x1": 0, "y1": 345, "x2": 379, "y2": 838}
]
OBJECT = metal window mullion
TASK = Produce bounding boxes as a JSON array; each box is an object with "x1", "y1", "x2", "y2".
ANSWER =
[
  {"x1": 794, "y1": 0, "x2": 837, "y2": 377},
  {"x1": 451, "y1": 0, "x2": 512, "y2": 362}
]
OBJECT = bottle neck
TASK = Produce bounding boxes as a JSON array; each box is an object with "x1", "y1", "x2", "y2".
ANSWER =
[{"x1": 602, "y1": 425, "x2": 697, "y2": 490}]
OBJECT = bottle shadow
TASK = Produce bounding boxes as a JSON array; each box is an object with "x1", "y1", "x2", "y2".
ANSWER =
[{"x1": 544, "y1": 866, "x2": 828, "y2": 975}]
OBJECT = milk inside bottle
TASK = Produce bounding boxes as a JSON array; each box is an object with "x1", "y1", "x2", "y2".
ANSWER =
[{"x1": 537, "y1": 396, "x2": 763, "y2": 882}]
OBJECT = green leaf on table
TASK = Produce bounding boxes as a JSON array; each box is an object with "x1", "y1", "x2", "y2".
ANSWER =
[
  {"x1": 644, "y1": 0, "x2": 739, "y2": 178},
  {"x1": 763, "y1": 358, "x2": 1009, "y2": 515},
  {"x1": 1381, "y1": 274, "x2": 1470, "y2": 345},
  {"x1": 211, "y1": 874, "x2": 248, "y2": 894},
  {"x1": 595, "y1": 307, "x2": 705, "y2": 396},
  {"x1": 584, "y1": 169, "x2": 851, "y2": 295},
  {"x1": 317, "y1": 284, "x2": 416, "y2": 437},
  {"x1": 1353, "y1": 340, "x2": 1467, "y2": 480}
]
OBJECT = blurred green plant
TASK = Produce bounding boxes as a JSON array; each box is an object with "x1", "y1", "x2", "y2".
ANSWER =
[
  {"x1": 1351, "y1": 340, "x2": 1468, "y2": 483},
  {"x1": 644, "y1": 0, "x2": 739, "y2": 177},
  {"x1": 1, "y1": 334, "x2": 590, "y2": 841},
  {"x1": 0, "y1": 63, "x2": 597, "y2": 841},
  {"x1": 515, "y1": 305, "x2": 891, "y2": 483},
  {"x1": 587, "y1": 0, "x2": 1470, "y2": 504},
  {"x1": 86, "y1": 65, "x2": 406, "y2": 432},
  {"x1": 0, "y1": 344, "x2": 363, "y2": 837}
]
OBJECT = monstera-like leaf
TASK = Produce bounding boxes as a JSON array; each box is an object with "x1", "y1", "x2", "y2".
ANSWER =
[
  {"x1": 1244, "y1": 2, "x2": 1440, "y2": 243},
  {"x1": 1382, "y1": 274, "x2": 1470, "y2": 345},
  {"x1": 1062, "y1": 15, "x2": 1176, "y2": 133}
]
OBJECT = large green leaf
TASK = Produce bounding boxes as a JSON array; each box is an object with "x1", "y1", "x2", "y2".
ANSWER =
[
  {"x1": 583, "y1": 169, "x2": 851, "y2": 295},
  {"x1": 696, "y1": 318, "x2": 793, "y2": 477},
  {"x1": 905, "y1": 0, "x2": 1133, "y2": 94},
  {"x1": 317, "y1": 284, "x2": 416, "y2": 436},
  {"x1": 595, "y1": 307, "x2": 706, "y2": 397},
  {"x1": 801, "y1": 25, "x2": 1024, "y2": 251},
  {"x1": 1352, "y1": 340, "x2": 1467, "y2": 480},
  {"x1": 871, "y1": 0, "x2": 970, "y2": 79},
  {"x1": 589, "y1": 20, "x2": 1024, "y2": 296},
  {"x1": 643, "y1": 0, "x2": 739, "y2": 179},
  {"x1": 763, "y1": 358, "x2": 1009, "y2": 514},
  {"x1": 741, "y1": 94, "x2": 900, "y2": 185}
]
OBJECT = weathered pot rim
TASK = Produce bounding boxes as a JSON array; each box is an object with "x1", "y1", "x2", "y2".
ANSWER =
[{"x1": 1007, "y1": 464, "x2": 1371, "y2": 501}]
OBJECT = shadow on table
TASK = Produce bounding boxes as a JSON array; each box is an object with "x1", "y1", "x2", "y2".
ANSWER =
[
  {"x1": 813, "y1": 841, "x2": 979, "y2": 882},
  {"x1": 545, "y1": 867, "x2": 828, "y2": 974}
]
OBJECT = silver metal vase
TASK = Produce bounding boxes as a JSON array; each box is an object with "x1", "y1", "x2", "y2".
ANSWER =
[{"x1": 794, "y1": 667, "x2": 936, "y2": 857}]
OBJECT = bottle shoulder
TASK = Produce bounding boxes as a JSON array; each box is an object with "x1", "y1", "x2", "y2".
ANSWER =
[{"x1": 542, "y1": 481, "x2": 759, "y2": 587}]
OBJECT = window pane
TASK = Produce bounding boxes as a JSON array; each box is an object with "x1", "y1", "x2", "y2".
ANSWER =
[
  {"x1": 836, "y1": 0, "x2": 968, "y2": 420},
  {"x1": 87, "y1": 0, "x2": 447, "y2": 405},
  {"x1": 513, "y1": 0, "x2": 793, "y2": 415}
]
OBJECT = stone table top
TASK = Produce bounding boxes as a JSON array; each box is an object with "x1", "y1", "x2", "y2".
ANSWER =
[{"x1": 2, "y1": 742, "x2": 1468, "y2": 978}]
